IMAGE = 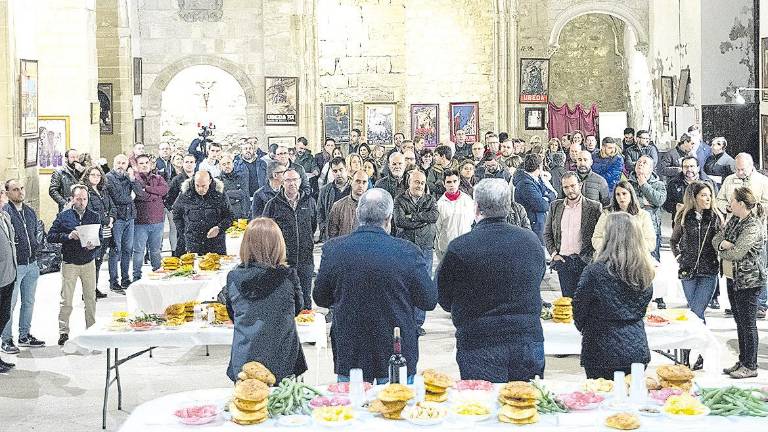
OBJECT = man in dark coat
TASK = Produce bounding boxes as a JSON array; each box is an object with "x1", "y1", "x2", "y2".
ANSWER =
[
  {"x1": 233, "y1": 138, "x2": 264, "y2": 197},
  {"x1": 658, "y1": 133, "x2": 694, "y2": 181},
  {"x1": 263, "y1": 168, "x2": 317, "y2": 309},
  {"x1": 314, "y1": 188, "x2": 436, "y2": 383},
  {"x1": 663, "y1": 156, "x2": 714, "y2": 219},
  {"x1": 437, "y1": 178, "x2": 545, "y2": 382},
  {"x1": 251, "y1": 161, "x2": 284, "y2": 218},
  {"x1": 219, "y1": 153, "x2": 251, "y2": 220},
  {"x1": 106, "y1": 154, "x2": 139, "y2": 290},
  {"x1": 513, "y1": 153, "x2": 556, "y2": 243},
  {"x1": 165, "y1": 154, "x2": 196, "y2": 255},
  {"x1": 49, "y1": 148, "x2": 84, "y2": 212},
  {"x1": 572, "y1": 150, "x2": 610, "y2": 206},
  {"x1": 317, "y1": 157, "x2": 350, "y2": 241},
  {"x1": 172, "y1": 171, "x2": 234, "y2": 255}
]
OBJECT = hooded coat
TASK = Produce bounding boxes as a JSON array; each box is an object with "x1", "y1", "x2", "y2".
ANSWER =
[{"x1": 172, "y1": 178, "x2": 235, "y2": 254}]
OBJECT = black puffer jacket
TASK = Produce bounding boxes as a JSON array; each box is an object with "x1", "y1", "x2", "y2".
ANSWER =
[
  {"x1": 263, "y1": 191, "x2": 317, "y2": 265},
  {"x1": 172, "y1": 178, "x2": 235, "y2": 255},
  {"x1": 165, "y1": 171, "x2": 190, "y2": 210},
  {"x1": 393, "y1": 192, "x2": 438, "y2": 249},
  {"x1": 573, "y1": 262, "x2": 653, "y2": 370},
  {"x1": 106, "y1": 170, "x2": 138, "y2": 220},
  {"x1": 84, "y1": 184, "x2": 116, "y2": 228},
  {"x1": 49, "y1": 165, "x2": 81, "y2": 211},
  {"x1": 669, "y1": 209, "x2": 722, "y2": 276},
  {"x1": 219, "y1": 169, "x2": 251, "y2": 220}
]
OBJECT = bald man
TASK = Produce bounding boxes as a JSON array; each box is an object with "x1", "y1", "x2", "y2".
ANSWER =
[
  {"x1": 172, "y1": 170, "x2": 234, "y2": 255},
  {"x1": 106, "y1": 154, "x2": 140, "y2": 291}
]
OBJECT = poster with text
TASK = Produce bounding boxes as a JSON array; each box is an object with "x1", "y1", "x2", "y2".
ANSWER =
[
  {"x1": 364, "y1": 103, "x2": 396, "y2": 147},
  {"x1": 410, "y1": 104, "x2": 439, "y2": 147},
  {"x1": 265, "y1": 77, "x2": 298, "y2": 125},
  {"x1": 449, "y1": 102, "x2": 479, "y2": 143},
  {"x1": 520, "y1": 58, "x2": 549, "y2": 103},
  {"x1": 322, "y1": 103, "x2": 351, "y2": 145}
]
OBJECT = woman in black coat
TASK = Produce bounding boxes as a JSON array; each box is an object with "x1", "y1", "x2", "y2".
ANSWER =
[
  {"x1": 81, "y1": 166, "x2": 114, "y2": 298},
  {"x1": 224, "y1": 217, "x2": 307, "y2": 383},
  {"x1": 574, "y1": 211, "x2": 655, "y2": 379}
]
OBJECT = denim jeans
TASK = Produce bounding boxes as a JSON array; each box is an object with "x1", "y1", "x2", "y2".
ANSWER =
[
  {"x1": 109, "y1": 218, "x2": 134, "y2": 285},
  {"x1": 759, "y1": 284, "x2": 767, "y2": 309},
  {"x1": 295, "y1": 262, "x2": 315, "y2": 311},
  {"x1": 132, "y1": 222, "x2": 163, "y2": 280},
  {"x1": 1, "y1": 262, "x2": 40, "y2": 342},
  {"x1": 551, "y1": 255, "x2": 587, "y2": 298},
  {"x1": 415, "y1": 248, "x2": 434, "y2": 328},
  {"x1": 680, "y1": 274, "x2": 718, "y2": 321},
  {"x1": 337, "y1": 374, "x2": 414, "y2": 385},
  {"x1": 726, "y1": 280, "x2": 760, "y2": 370},
  {"x1": 456, "y1": 340, "x2": 545, "y2": 382}
]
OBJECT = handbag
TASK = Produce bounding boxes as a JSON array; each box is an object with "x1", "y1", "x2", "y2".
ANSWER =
[{"x1": 722, "y1": 260, "x2": 734, "y2": 279}]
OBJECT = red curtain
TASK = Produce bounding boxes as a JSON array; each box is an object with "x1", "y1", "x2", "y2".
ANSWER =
[{"x1": 547, "y1": 102, "x2": 600, "y2": 139}]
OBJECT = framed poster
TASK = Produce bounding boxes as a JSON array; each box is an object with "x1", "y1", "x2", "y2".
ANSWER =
[
  {"x1": 524, "y1": 107, "x2": 546, "y2": 130},
  {"x1": 661, "y1": 76, "x2": 674, "y2": 119},
  {"x1": 97, "y1": 83, "x2": 114, "y2": 134},
  {"x1": 37, "y1": 116, "x2": 70, "y2": 174},
  {"x1": 520, "y1": 58, "x2": 549, "y2": 104},
  {"x1": 133, "y1": 57, "x2": 143, "y2": 95},
  {"x1": 25, "y1": 138, "x2": 38, "y2": 167},
  {"x1": 410, "y1": 104, "x2": 439, "y2": 148},
  {"x1": 762, "y1": 38, "x2": 768, "y2": 102},
  {"x1": 364, "y1": 102, "x2": 396, "y2": 147},
  {"x1": 449, "y1": 102, "x2": 479, "y2": 143},
  {"x1": 267, "y1": 136, "x2": 297, "y2": 148},
  {"x1": 265, "y1": 77, "x2": 298, "y2": 125},
  {"x1": 322, "y1": 103, "x2": 351, "y2": 145},
  {"x1": 20, "y1": 59, "x2": 39, "y2": 136}
]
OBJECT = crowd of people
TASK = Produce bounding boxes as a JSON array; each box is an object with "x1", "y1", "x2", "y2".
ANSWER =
[{"x1": 0, "y1": 124, "x2": 765, "y2": 382}]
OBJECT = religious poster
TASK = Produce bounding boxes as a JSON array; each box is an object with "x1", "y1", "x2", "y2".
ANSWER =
[
  {"x1": 97, "y1": 83, "x2": 113, "y2": 134},
  {"x1": 449, "y1": 102, "x2": 479, "y2": 143},
  {"x1": 322, "y1": 103, "x2": 351, "y2": 145},
  {"x1": 519, "y1": 58, "x2": 549, "y2": 104},
  {"x1": 20, "y1": 59, "x2": 38, "y2": 136},
  {"x1": 410, "y1": 104, "x2": 439, "y2": 148},
  {"x1": 38, "y1": 116, "x2": 70, "y2": 174},
  {"x1": 364, "y1": 102, "x2": 396, "y2": 147},
  {"x1": 265, "y1": 77, "x2": 298, "y2": 126}
]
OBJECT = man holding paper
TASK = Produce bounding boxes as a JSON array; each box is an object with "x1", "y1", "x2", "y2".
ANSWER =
[{"x1": 47, "y1": 184, "x2": 102, "y2": 347}]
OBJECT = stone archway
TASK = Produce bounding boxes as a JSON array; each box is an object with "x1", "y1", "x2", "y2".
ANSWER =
[
  {"x1": 547, "y1": 2, "x2": 649, "y2": 56},
  {"x1": 144, "y1": 55, "x2": 259, "y2": 146}
]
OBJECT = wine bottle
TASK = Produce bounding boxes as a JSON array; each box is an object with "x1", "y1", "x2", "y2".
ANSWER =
[{"x1": 388, "y1": 327, "x2": 407, "y2": 384}]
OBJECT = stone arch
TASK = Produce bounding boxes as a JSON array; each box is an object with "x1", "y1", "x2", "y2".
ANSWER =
[
  {"x1": 143, "y1": 55, "x2": 259, "y2": 145},
  {"x1": 547, "y1": 2, "x2": 648, "y2": 56}
]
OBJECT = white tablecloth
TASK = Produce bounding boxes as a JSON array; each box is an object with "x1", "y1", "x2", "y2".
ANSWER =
[
  {"x1": 117, "y1": 387, "x2": 768, "y2": 432},
  {"x1": 225, "y1": 235, "x2": 242, "y2": 256},
  {"x1": 542, "y1": 309, "x2": 722, "y2": 373}
]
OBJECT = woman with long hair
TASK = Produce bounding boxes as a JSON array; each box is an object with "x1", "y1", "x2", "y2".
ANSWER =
[
  {"x1": 591, "y1": 181, "x2": 656, "y2": 252},
  {"x1": 419, "y1": 148, "x2": 434, "y2": 173},
  {"x1": 81, "y1": 166, "x2": 113, "y2": 299},
  {"x1": 574, "y1": 212, "x2": 655, "y2": 379},
  {"x1": 363, "y1": 158, "x2": 379, "y2": 189},
  {"x1": 225, "y1": 218, "x2": 307, "y2": 383},
  {"x1": 669, "y1": 181, "x2": 723, "y2": 321},
  {"x1": 357, "y1": 143, "x2": 371, "y2": 160},
  {"x1": 713, "y1": 187, "x2": 765, "y2": 379},
  {"x1": 346, "y1": 153, "x2": 363, "y2": 175}
]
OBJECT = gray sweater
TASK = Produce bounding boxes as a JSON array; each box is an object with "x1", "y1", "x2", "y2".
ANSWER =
[{"x1": 0, "y1": 211, "x2": 18, "y2": 287}]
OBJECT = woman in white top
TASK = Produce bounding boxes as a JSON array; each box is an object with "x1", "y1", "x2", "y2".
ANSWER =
[{"x1": 592, "y1": 180, "x2": 656, "y2": 254}]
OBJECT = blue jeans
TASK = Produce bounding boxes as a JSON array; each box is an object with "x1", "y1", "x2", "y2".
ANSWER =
[
  {"x1": 680, "y1": 274, "x2": 718, "y2": 321},
  {"x1": 132, "y1": 222, "x2": 163, "y2": 280},
  {"x1": 295, "y1": 262, "x2": 315, "y2": 311},
  {"x1": 109, "y1": 218, "x2": 134, "y2": 285},
  {"x1": 415, "y1": 248, "x2": 433, "y2": 328},
  {"x1": 1, "y1": 262, "x2": 40, "y2": 342},
  {"x1": 456, "y1": 340, "x2": 545, "y2": 382},
  {"x1": 337, "y1": 374, "x2": 414, "y2": 385},
  {"x1": 759, "y1": 284, "x2": 767, "y2": 309},
  {"x1": 645, "y1": 209, "x2": 661, "y2": 261}
]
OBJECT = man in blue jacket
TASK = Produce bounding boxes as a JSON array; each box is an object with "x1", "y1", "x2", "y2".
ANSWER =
[
  {"x1": 47, "y1": 185, "x2": 102, "y2": 346},
  {"x1": 437, "y1": 178, "x2": 546, "y2": 382},
  {"x1": 514, "y1": 153, "x2": 556, "y2": 243},
  {"x1": 314, "y1": 188, "x2": 436, "y2": 384}
]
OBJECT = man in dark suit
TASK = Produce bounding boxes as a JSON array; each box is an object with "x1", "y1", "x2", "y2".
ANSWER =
[
  {"x1": 436, "y1": 178, "x2": 546, "y2": 382},
  {"x1": 513, "y1": 153, "x2": 556, "y2": 243},
  {"x1": 314, "y1": 188, "x2": 436, "y2": 384},
  {"x1": 543, "y1": 172, "x2": 603, "y2": 298}
]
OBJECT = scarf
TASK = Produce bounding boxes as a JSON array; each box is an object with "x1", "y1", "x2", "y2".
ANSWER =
[{"x1": 445, "y1": 190, "x2": 461, "y2": 202}]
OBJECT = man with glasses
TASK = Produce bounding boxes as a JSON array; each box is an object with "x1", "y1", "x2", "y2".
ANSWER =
[
  {"x1": 624, "y1": 129, "x2": 659, "y2": 173},
  {"x1": 2, "y1": 180, "x2": 45, "y2": 355},
  {"x1": 251, "y1": 161, "x2": 286, "y2": 218},
  {"x1": 274, "y1": 145, "x2": 311, "y2": 196},
  {"x1": 263, "y1": 168, "x2": 317, "y2": 311},
  {"x1": 703, "y1": 137, "x2": 736, "y2": 191}
]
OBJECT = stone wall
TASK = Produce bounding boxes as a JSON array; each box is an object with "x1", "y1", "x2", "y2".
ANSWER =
[
  {"x1": 317, "y1": 0, "x2": 497, "y2": 144},
  {"x1": 549, "y1": 14, "x2": 627, "y2": 113}
]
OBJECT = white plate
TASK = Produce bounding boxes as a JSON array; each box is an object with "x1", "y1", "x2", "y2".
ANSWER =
[
  {"x1": 277, "y1": 414, "x2": 311, "y2": 427},
  {"x1": 403, "y1": 404, "x2": 448, "y2": 426}
]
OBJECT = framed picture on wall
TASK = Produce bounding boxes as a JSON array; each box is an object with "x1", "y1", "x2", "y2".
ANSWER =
[
  {"x1": 267, "y1": 136, "x2": 297, "y2": 148},
  {"x1": 133, "y1": 57, "x2": 143, "y2": 96},
  {"x1": 25, "y1": 138, "x2": 38, "y2": 167},
  {"x1": 410, "y1": 104, "x2": 439, "y2": 148},
  {"x1": 519, "y1": 58, "x2": 549, "y2": 103},
  {"x1": 20, "y1": 59, "x2": 39, "y2": 136},
  {"x1": 661, "y1": 76, "x2": 674, "y2": 119},
  {"x1": 449, "y1": 102, "x2": 479, "y2": 143},
  {"x1": 762, "y1": 38, "x2": 768, "y2": 102},
  {"x1": 265, "y1": 77, "x2": 298, "y2": 125},
  {"x1": 364, "y1": 102, "x2": 396, "y2": 147},
  {"x1": 524, "y1": 107, "x2": 546, "y2": 130},
  {"x1": 97, "y1": 83, "x2": 114, "y2": 134},
  {"x1": 37, "y1": 116, "x2": 70, "y2": 174},
  {"x1": 322, "y1": 103, "x2": 351, "y2": 145}
]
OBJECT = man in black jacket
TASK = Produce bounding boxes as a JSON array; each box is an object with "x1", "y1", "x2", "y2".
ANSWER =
[
  {"x1": 658, "y1": 134, "x2": 694, "y2": 181},
  {"x1": 394, "y1": 170, "x2": 438, "y2": 335},
  {"x1": 49, "y1": 148, "x2": 83, "y2": 212},
  {"x1": 105, "y1": 154, "x2": 140, "y2": 292},
  {"x1": 317, "y1": 157, "x2": 350, "y2": 241},
  {"x1": 263, "y1": 168, "x2": 317, "y2": 310},
  {"x1": 251, "y1": 161, "x2": 285, "y2": 218},
  {"x1": 165, "y1": 154, "x2": 196, "y2": 255},
  {"x1": 47, "y1": 185, "x2": 102, "y2": 346},
  {"x1": 436, "y1": 178, "x2": 545, "y2": 382},
  {"x1": 219, "y1": 153, "x2": 251, "y2": 220},
  {"x1": 663, "y1": 156, "x2": 714, "y2": 220},
  {"x1": 172, "y1": 171, "x2": 234, "y2": 255},
  {"x1": 2, "y1": 180, "x2": 45, "y2": 353}
]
